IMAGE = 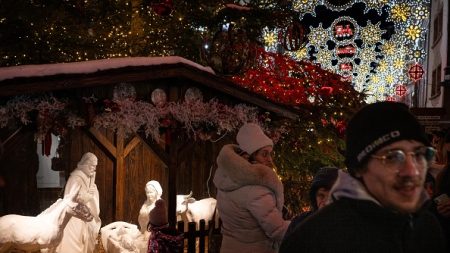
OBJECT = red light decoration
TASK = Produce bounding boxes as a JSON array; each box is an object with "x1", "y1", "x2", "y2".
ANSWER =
[
  {"x1": 395, "y1": 84, "x2": 407, "y2": 97},
  {"x1": 339, "y1": 62, "x2": 353, "y2": 71},
  {"x1": 334, "y1": 24, "x2": 354, "y2": 38},
  {"x1": 385, "y1": 96, "x2": 396, "y2": 102},
  {"x1": 336, "y1": 45, "x2": 356, "y2": 55},
  {"x1": 408, "y1": 63, "x2": 425, "y2": 82},
  {"x1": 231, "y1": 48, "x2": 355, "y2": 106}
]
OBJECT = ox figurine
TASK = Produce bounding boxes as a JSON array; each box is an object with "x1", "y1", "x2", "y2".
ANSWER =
[
  {"x1": 176, "y1": 192, "x2": 217, "y2": 231},
  {"x1": 0, "y1": 186, "x2": 93, "y2": 253}
]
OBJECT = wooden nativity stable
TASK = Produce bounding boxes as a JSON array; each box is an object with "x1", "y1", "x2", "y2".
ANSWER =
[{"x1": 0, "y1": 56, "x2": 298, "y2": 227}]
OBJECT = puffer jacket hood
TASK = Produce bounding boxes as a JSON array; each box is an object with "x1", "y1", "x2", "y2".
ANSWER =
[{"x1": 214, "y1": 144, "x2": 284, "y2": 211}]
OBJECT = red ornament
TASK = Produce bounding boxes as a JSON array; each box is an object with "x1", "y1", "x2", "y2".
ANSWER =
[
  {"x1": 408, "y1": 63, "x2": 424, "y2": 82},
  {"x1": 395, "y1": 84, "x2": 407, "y2": 97},
  {"x1": 320, "y1": 86, "x2": 334, "y2": 96},
  {"x1": 281, "y1": 20, "x2": 307, "y2": 51},
  {"x1": 151, "y1": 0, "x2": 173, "y2": 16}
]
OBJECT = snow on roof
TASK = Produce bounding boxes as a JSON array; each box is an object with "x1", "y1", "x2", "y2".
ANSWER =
[{"x1": 0, "y1": 56, "x2": 215, "y2": 82}]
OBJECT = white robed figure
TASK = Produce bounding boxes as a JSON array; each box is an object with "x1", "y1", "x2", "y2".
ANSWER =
[
  {"x1": 138, "y1": 180, "x2": 163, "y2": 235},
  {"x1": 56, "y1": 152, "x2": 101, "y2": 253}
]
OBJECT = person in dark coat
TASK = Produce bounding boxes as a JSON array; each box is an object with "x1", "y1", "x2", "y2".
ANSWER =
[
  {"x1": 431, "y1": 130, "x2": 450, "y2": 245},
  {"x1": 147, "y1": 199, "x2": 183, "y2": 253},
  {"x1": 284, "y1": 166, "x2": 338, "y2": 238},
  {"x1": 280, "y1": 102, "x2": 447, "y2": 253}
]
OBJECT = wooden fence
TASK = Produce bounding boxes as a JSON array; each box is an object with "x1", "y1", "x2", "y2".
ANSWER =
[{"x1": 177, "y1": 219, "x2": 222, "y2": 253}]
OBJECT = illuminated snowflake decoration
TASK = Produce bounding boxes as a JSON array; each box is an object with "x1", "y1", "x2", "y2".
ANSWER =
[
  {"x1": 405, "y1": 25, "x2": 422, "y2": 41},
  {"x1": 390, "y1": 3, "x2": 411, "y2": 23},
  {"x1": 381, "y1": 41, "x2": 396, "y2": 56},
  {"x1": 359, "y1": 46, "x2": 379, "y2": 65},
  {"x1": 293, "y1": 0, "x2": 320, "y2": 18},
  {"x1": 370, "y1": 75, "x2": 380, "y2": 85},
  {"x1": 307, "y1": 24, "x2": 329, "y2": 48},
  {"x1": 363, "y1": 0, "x2": 389, "y2": 14},
  {"x1": 411, "y1": 48, "x2": 425, "y2": 61},
  {"x1": 360, "y1": 22, "x2": 384, "y2": 46},
  {"x1": 288, "y1": 47, "x2": 308, "y2": 60},
  {"x1": 385, "y1": 74, "x2": 395, "y2": 85},
  {"x1": 315, "y1": 48, "x2": 334, "y2": 67},
  {"x1": 414, "y1": 5, "x2": 429, "y2": 20},
  {"x1": 377, "y1": 60, "x2": 388, "y2": 72},
  {"x1": 263, "y1": 29, "x2": 278, "y2": 48},
  {"x1": 355, "y1": 64, "x2": 371, "y2": 78},
  {"x1": 393, "y1": 58, "x2": 405, "y2": 70}
]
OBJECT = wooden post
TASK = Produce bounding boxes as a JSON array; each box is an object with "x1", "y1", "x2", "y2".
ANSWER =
[
  {"x1": 168, "y1": 129, "x2": 178, "y2": 227},
  {"x1": 115, "y1": 128, "x2": 125, "y2": 220}
]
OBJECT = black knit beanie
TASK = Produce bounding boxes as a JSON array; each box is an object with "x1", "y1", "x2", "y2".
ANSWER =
[{"x1": 345, "y1": 102, "x2": 430, "y2": 175}]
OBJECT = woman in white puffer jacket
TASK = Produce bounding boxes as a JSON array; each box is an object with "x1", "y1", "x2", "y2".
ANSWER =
[{"x1": 213, "y1": 123, "x2": 290, "y2": 253}]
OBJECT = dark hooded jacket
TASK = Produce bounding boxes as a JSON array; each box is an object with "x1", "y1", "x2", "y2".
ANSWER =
[
  {"x1": 280, "y1": 170, "x2": 447, "y2": 253},
  {"x1": 284, "y1": 167, "x2": 338, "y2": 238}
]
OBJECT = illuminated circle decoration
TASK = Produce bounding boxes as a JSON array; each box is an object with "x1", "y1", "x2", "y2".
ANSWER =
[
  {"x1": 113, "y1": 83, "x2": 136, "y2": 101},
  {"x1": 151, "y1": 88, "x2": 167, "y2": 107},
  {"x1": 408, "y1": 63, "x2": 425, "y2": 82},
  {"x1": 395, "y1": 84, "x2": 407, "y2": 97},
  {"x1": 331, "y1": 16, "x2": 359, "y2": 45},
  {"x1": 185, "y1": 87, "x2": 203, "y2": 103}
]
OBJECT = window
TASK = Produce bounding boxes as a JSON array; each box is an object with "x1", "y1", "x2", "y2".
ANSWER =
[
  {"x1": 432, "y1": 8, "x2": 443, "y2": 46},
  {"x1": 431, "y1": 64, "x2": 441, "y2": 97}
]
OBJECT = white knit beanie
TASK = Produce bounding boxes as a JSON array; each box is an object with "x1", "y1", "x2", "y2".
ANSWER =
[{"x1": 236, "y1": 123, "x2": 273, "y2": 155}]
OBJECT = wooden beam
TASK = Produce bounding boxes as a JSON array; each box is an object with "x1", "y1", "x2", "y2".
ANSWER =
[
  {"x1": 88, "y1": 127, "x2": 116, "y2": 157},
  {"x1": 124, "y1": 136, "x2": 140, "y2": 157}
]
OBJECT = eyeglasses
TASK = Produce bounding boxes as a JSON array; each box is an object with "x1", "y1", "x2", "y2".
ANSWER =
[{"x1": 370, "y1": 146, "x2": 436, "y2": 170}]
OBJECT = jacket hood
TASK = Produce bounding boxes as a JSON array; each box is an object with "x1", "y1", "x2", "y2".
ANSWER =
[
  {"x1": 214, "y1": 144, "x2": 284, "y2": 210},
  {"x1": 328, "y1": 170, "x2": 429, "y2": 209}
]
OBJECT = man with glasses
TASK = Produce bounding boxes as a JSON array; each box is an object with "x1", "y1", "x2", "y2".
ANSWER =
[{"x1": 280, "y1": 102, "x2": 446, "y2": 253}]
